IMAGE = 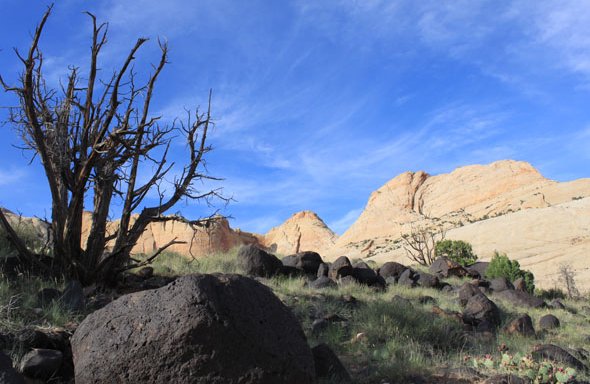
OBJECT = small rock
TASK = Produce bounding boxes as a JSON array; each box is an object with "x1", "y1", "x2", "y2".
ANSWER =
[
  {"x1": 462, "y1": 293, "x2": 501, "y2": 331},
  {"x1": 503, "y1": 314, "x2": 535, "y2": 337},
  {"x1": 0, "y1": 351, "x2": 25, "y2": 384},
  {"x1": 489, "y1": 277, "x2": 514, "y2": 292},
  {"x1": 328, "y1": 256, "x2": 353, "y2": 280},
  {"x1": 539, "y1": 314, "x2": 560, "y2": 330},
  {"x1": 317, "y1": 263, "x2": 329, "y2": 278},
  {"x1": 312, "y1": 343, "x2": 352, "y2": 383},
  {"x1": 397, "y1": 268, "x2": 416, "y2": 287},
  {"x1": 137, "y1": 266, "x2": 153, "y2": 279},
  {"x1": 20, "y1": 349, "x2": 63, "y2": 381},
  {"x1": 61, "y1": 280, "x2": 85, "y2": 311},
  {"x1": 513, "y1": 277, "x2": 527, "y2": 292},
  {"x1": 531, "y1": 344, "x2": 586, "y2": 371},
  {"x1": 377, "y1": 261, "x2": 407, "y2": 280},
  {"x1": 309, "y1": 276, "x2": 337, "y2": 289}
]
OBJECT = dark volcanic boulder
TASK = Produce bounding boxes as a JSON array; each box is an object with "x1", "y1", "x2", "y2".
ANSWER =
[
  {"x1": 503, "y1": 314, "x2": 535, "y2": 337},
  {"x1": 512, "y1": 277, "x2": 527, "y2": 292},
  {"x1": 237, "y1": 245, "x2": 283, "y2": 277},
  {"x1": 465, "y1": 262, "x2": 489, "y2": 278},
  {"x1": 531, "y1": 344, "x2": 586, "y2": 371},
  {"x1": 429, "y1": 257, "x2": 468, "y2": 278},
  {"x1": 539, "y1": 314, "x2": 560, "y2": 330},
  {"x1": 415, "y1": 271, "x2": 439, "y2": 289},
  {"x1": 397, "y1": 268, "x2": 417, "y2": 287},
  {"x1": 497, "y1": 290, "x2": 546, "y2": 308},
  {"x1": 312, "y1": 344, "x2": 351, "y2": 383},
  {"x1": 71, "y1": 274, "x2": 315, "y2": 384},
  {"x1": 489, "y1": 277, "x2": 514, "y2": 293},
  {"x1": 462, "y1": 293, "x2": 501, "y2": 331},
  {"x1": 283, "y1": 251, "x2": 324, "y2": 275},
  {"x1": 351, "y1": 266, "x2": 385, "y2": 288},
  {"x1": 0, "y1": 351, "x2": 24, "y2": 384},
  {"x1": 317, "y1": 263, "x2": 329, "y2": 278},
  {"x1": 377, "y1": 262, "x2": 407, "y2": 280},
  {"x1": 328, "y1": 256, "x2": 353, "y2": 280},
  {"x1": 309, "y1": 276, "x2": 337, "y2": 289},
  {"x1": 19, "y1": 349, "x2": 63, "y2": 381},
  {"x1": 458, "y1": 283, "x2": 481, "y2": 306}
]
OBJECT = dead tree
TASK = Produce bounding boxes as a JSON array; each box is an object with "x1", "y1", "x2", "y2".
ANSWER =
[
  {"x1": 0, "y1": 6, "x2": 225, "y2": 285},
  {"x1": 401, "y1": 224, "x2": 446, "y2": 266}
]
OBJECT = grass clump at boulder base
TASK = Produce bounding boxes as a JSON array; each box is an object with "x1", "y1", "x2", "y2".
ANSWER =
[{"x1": 2, "y1": 247, "x2": 590, "y2": 383}]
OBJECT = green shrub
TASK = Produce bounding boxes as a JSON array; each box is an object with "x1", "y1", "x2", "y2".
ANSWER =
[
  {"x1": 434, "y1": 240, "x2": 477, "y2": 266},
  {"x1": 485, "y1": 252, "x2": 535, "y2": 293}
]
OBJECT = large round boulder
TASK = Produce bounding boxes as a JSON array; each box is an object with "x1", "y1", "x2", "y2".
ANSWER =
[
  {"x1": 71, "y1": 274, "x2": 315, "y2": 384},
  {"x1": 237, "y1": 245, "x2": 283, "y2": 277},
  {"x1": 377, "y1": 262, "x2": 407, "y2": 280}
]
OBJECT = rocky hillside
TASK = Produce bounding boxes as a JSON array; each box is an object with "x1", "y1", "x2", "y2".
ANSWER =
[{"x1": 321, "y1": 160, "x2": 590, "y2": 291}]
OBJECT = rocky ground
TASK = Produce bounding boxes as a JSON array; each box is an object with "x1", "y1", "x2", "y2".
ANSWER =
[{"x1": 1, "y1": 246, "x2": 589, "y2": 383}]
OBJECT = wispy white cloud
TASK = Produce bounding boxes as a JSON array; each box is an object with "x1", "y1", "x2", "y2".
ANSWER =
[
  {"x1": 0, "y1": 167, "x2": 26, "y2": 186},
  {"x1": 329, "y1": 208, "x2": 362, "y2": 235}
]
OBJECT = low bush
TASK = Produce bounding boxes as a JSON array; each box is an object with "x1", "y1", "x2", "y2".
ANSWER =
[
  {"x1": 434, "y1": 239, "x2": 477, "y2": 266},
  {"x1": 486, "y1": 252, "x2": 535, "y2": 293}
]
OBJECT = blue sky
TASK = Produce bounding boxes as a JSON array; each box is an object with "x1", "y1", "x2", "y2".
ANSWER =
[{"x1": 1, "y1": 1, "x2": 589, "y2": 234}]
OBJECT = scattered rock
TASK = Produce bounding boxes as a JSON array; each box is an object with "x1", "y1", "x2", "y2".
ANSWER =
[
  {"x1": 237, "y1": 244, "x2": 283, "y2": 278},
  {"x1": 61, "y1": 280, "x2": 86, "y2": 312},
  {"x1": 71, "y1": 274, "x2": 316, "y2": 383},
  {"x1": 19, "y1": 349, "x2": 63, "y2": 381},
  {"x1": 317, "y1": 263, "x2": 329, "y2": 278},
  {"x1": 432, "y1": 306, "x2": 462, "y2": 323},
  {"x1": 287, "y1": 251, "x2": 324, "y2": 275},
  {"x1": 397, "y1": 268, "x2": 416, "y2": 287},
  {"x1": 531, "y1": 344, "x2": 586, "y2": 371},
  {"x1": 328, "y1": 256, "x2": 353, "y2": 280},
  {"x1": 462, "y1": 293, "x2": 501, "y2": 331},
  {"x1": 37, "y1": 288, "x2": 61, "y2": 308},
  {"x1": 311, "y1": 343, "x2": 352, "y2": 383},
  {"x1": 496, "y1": 290, "x2": 545, "y2": 308},
  {"x1": 416, "y1": 271, "x2": 439, "y2": 289},
  {"x1": 0, "y1": 351, "x2": 24, "y2": 384},
  {"x1": 137, "y1": 266, "x2": 154, "y2": 279},
  {"x1": 503, "y1": 314, "x2": 535, "y2": 337},
  {"x1": 489, "y1": 277, "x2": 514, "y2": 293},
  {"x1": 512, "y1": 277, "x2": 526, "y2": 292},
  {"x1": 377, "y1": 262, "x2": 407, "y2": 280},
  {"x1": 458, "y1": 283, "x2": 481, "y2": 306},
  {"x1": 429, "y1": 257, "x2": 468, "y2": 278},
  {"x1": 309, "y1": 276, "x2": 337, "y2": 290},
  {"x1": 465, "y1": 262, "x2": 489, "y2": 279},
  {"x1": 539, "y1": 314, "x2": 560, "y2": 330},
  {"x1": 278, "y1": 265, "x2": 305, "y2": 278}
]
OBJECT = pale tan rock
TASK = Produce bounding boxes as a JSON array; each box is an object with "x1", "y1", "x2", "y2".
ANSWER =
[
  {"x1": 322, "y1": 160, "x2": 590, "y2": 292},
  {"x1": 260, "y1": 211, "x2": 337, "y2": 256}
]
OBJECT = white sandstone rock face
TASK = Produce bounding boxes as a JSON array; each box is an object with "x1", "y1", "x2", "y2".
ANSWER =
[{"x1": 321, "y1": 160, "x2": 590, "y2": 291}]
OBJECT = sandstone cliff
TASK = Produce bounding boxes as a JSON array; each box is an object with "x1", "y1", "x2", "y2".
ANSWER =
[{"x1": 259, "y1": 210, "x2": 337, "y2": 255}]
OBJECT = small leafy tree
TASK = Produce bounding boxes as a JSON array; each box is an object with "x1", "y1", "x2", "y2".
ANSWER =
[
  {"x1": 486, "y1": 252, "x2": 535, "y2": 293},
  {"x1": 434, "y1": 239, "x2": 477, "y2": 266}
]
